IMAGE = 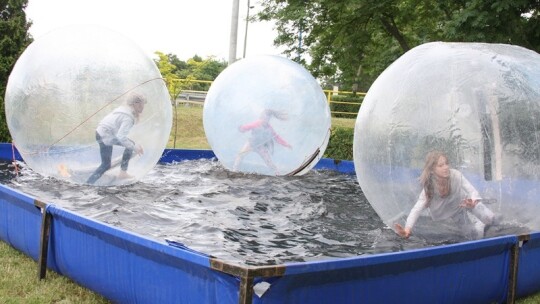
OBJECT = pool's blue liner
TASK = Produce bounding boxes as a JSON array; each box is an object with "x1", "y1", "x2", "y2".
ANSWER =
[{"x1": 0, "y1": 143, "x2": 538, "y2": 303}]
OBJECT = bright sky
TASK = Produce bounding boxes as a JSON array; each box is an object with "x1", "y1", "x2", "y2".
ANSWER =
[{"x1": 25, "y1": 0, "x2": 282, "y2": 62}]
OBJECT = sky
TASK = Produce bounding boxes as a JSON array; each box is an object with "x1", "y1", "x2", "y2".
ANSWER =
[{"x1": 25, "y1": 0, "x2": 283, "y2": 62}]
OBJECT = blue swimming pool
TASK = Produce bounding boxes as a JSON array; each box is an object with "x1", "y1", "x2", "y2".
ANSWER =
[{"x1": 0, "y1": 144, "x2": 538, "y2": 303}]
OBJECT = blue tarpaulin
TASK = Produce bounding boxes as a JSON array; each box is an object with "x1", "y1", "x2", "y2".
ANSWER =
[
  {"x1": 517, "y1": 233, "x2": 540, "y2": 298},
  {"x1": 0, "y1": 143, "x2": 537, "y2": 303},
  {"x1": 253, "y1": 237, "x2": 515, "y2": 303}
]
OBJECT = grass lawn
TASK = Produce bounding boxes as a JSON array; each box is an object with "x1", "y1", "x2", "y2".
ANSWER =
[
  {"x1": 331, "y1": 116, "x2": 356, "y2": 129},
  {"x1": 166, "y1": 104, "x2": 356, "y2": 149},
  {"x1": 0, "y1": 241, "x2": 109, "y2": 303},
  {"x1": 167, "y1": 104, "x2": 210, "y2": 149},
  {"x1": 0, "y1": 104, "x2": 539, "y2": 302},
  {"x1": 167, "y1": 104, "x2": 356, "y2": 149}
]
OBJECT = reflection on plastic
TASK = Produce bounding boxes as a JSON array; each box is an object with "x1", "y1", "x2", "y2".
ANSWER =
[
  {"x1": 4, "y1": 25, "x2": 172, "y2": 186},
  {"x1": 354, "y1": 42, "x2": 540, "y2": 234},
  {"x1": 203, "y1": 55, "x2": 331, "y2": 176}
]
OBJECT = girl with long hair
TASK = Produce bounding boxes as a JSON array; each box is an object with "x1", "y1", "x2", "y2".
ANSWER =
[{"x1": 395, "y1": 150, "x2": 496, "y2": 239}]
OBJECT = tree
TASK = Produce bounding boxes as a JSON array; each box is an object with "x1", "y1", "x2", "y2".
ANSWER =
[
  {"x1": 257, "y1": 0, "x2": 540, "y2": 91},
  {"x1": 154, "y1": 53, "x2": 227, "y2": 91},
  {"x1": 184, "y1": 56, "x2": 227, "y2": 90},
  {"x1": 166, "y1": 53, "x2": 188, "y2": 74},
  {"x1": 154, "y1": 52, "x2": 184, "y2": 100},
  {"x1": 441, "y1": 0, "x2": 540, "y2": 51},
  {"x1": 0, "y1": 0, "x2": 32, "y2": 142},
  {"x1": 258, "y1": 0, "x2": 436, "y2": 91},
  {"x1": 153, "y1": 52, "x2": 227, "y2": 148}
]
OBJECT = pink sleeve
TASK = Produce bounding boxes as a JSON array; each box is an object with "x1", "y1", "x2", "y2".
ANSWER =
[
  {"x1": 270, "y1": 126, "x2": 290, "y2": 147},
  {"x1": 239, "y1": 120, "x2": 263, "y2": 132}
]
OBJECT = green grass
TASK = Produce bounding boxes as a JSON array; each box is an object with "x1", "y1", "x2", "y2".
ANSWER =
[
  {"x1": 519, "y1": 295, "x2": 540, "y2": 304},
  {"x1": 332, "y1": 116, "x2": 356, "y2": 129},
  {"x1": 1, "y1": 105, "x2": 539, "y2": 302},
  {"x1": 167, "y1": 104, "x2": 210, "y2": 149},
  {"x1": 166, "y1": 104, "x2": 356, "y2": 150},
  {"x1": 0, "y1": 241, "x2": 109, "y2": 303}
]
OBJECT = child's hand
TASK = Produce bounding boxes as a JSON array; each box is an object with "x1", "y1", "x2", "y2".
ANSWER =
[
  {"x1": 460, "y1": 198, "x2": 478, "y2": 209},
  {"x1": 394, "y1": 223, "x2": 411, "y2": 238},
  {"x1": 135, "y1": 144, "x2": 144, "y2": 156}
]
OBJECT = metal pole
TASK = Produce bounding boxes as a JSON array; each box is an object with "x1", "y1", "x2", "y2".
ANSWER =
[
  {"x1": 229, "y1": 0, "x2": 240, "y2": 65},
  {"x1": 242, "y1": 0, "x2": 251, "y2": 58},
  {"x1": 35, "y1": 200, "x2": 51, "y2": 280}
]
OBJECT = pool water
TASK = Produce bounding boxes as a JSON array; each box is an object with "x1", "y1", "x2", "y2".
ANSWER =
[{"x1": 2, "y1": 159, "x2": 526, "y2": 265}]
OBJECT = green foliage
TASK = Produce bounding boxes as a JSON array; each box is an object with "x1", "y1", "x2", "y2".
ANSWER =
[
  {"x1": 257, "y1": 0, "x2": 430, "y2": 90},
  {"x1": 0, "y1": 241, "x2": 109, "y2": 303},
  {"x1": 182, "y1": 56, "x2": 227, "y2": 90},
  {"x1": 324, "y1": 126, "x2": 354, "y2": 160},
  {"x1": 442, "y1": 0, "x2": 540, "y2": 51},
  {"x1": 154, "y1": 51, "x2": 179, "y2": 99},
  {"x1": 257, "y1": 0, "x2": 540, "y2": 91},
  {"x1": 0, "y1": 0, "x2": 32, "y2": 143},
  {"x1": 155, "y1": 53, "x2": 227, "y2": 92},
  {"x1": 330, "y1": 94, "x2": 363, "y2": 118}
]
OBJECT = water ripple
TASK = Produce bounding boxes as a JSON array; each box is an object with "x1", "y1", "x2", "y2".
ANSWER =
[{"x1": 1, "y1": 159, "x2": 455, "y2": 265}]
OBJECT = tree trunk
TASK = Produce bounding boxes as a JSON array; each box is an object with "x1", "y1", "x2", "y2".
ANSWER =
[
  {"x1": 379, "y1": 14, "x2": 410, "y2": 52},
  {"x1": 352, "y1": 65, "x2": 362, "y2": 95}
]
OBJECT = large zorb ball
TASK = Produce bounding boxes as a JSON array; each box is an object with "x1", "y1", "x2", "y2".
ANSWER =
[
  {"x1": 5, "y1": 25, "x2": 172, "y2": 186},
  {"x1": 204, "y1": 55, "x2": 331, "y2": 176},
  {"x1": 354, "y1": 42, "x2": 540, "y2": 232}
]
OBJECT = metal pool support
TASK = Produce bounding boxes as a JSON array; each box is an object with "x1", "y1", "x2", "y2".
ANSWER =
[
  {"x1": 1, "y1": 145, "x2": 540, "y2": 304},
  {"x1": 210, "y1": 259, "x2": 285, "y2": 304},
  {"x1": 35, "y1": 199, "x2": 51, "y2": 280}
]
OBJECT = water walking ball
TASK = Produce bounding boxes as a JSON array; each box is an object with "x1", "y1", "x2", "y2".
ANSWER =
[
  {"x1": 5, "y1": 25, "x2": 172, "y2": 186},
  {"x1": 203, "y1": 55, "x2": 331, "y2": 176},
  {"x1": 354, "y1": 42, "x2": 540, "y2": 232}
]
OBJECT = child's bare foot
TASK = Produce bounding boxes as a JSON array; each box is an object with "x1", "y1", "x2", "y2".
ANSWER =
[
  {"x1": 58, "y1": 164, "x2": 71, "y2": 177},
  {"x1": 118, "y1": 170, "x2": 133, "y2": 180}
]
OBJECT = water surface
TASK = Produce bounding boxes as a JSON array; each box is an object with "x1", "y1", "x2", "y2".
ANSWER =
[{"x1": 3, "y1": 159, "x2": 518, "y2": 265}]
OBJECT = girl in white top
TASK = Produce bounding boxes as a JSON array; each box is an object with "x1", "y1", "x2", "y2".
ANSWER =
[
  {"x1": 86, "y1": 94, "x2": 145, "y2": 184},
  {"x1": 395, "y1": 151, "x2": 495, "y2": 240}
]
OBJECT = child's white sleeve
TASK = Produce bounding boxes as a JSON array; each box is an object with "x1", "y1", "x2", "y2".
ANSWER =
[{"x1": 405, "y1": 190, "x2": 428, "y2": 230}]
